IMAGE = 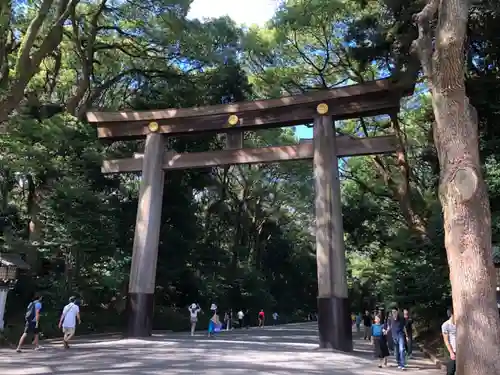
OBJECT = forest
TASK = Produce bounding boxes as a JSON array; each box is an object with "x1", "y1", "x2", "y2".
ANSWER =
[{"x1": 1, "y1": 0, "x2": 500, "y2": 371}]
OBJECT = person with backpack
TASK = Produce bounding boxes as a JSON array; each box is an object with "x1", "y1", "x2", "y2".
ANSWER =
[
  {"x1": 59, "y1": 296, "x2": 81, "y2": 349},
  {"x1": 16, "y1": 294, "x2": 43, "y2": 353}
]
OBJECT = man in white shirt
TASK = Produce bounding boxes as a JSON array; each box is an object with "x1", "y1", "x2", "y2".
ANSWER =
[
  {"x1": 237, "y1": 310, "x2": 244, "y2": 328},
  {"x1": 58, "y1": 296, "x2": 81, "y2": 349},
  {"x1": 272, "y1": 312, "x2": 279, "y2": 325},
  {"x1": 442, "y1": 306, "x2": 456, "y2": 375}
]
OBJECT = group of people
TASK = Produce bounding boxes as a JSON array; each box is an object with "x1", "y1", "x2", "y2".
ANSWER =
[
  {"x1": 13, "y1": 294, "x2": 458, "y2": 375},
  {"x1": 15, "y1": 294, "x2": 81, "y2": 353},
  {"x1": 188, "y1": 303, "x2": 278, "y2": 337},
  {"x1": 353, "y1": 307, "x2": 413, "y2": 370},
  {"x1": 353, "y1": 306, "x2": 456, "y2": 374}
]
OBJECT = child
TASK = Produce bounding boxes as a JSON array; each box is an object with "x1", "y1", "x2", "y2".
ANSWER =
[{"x1": 371, "y1": 315, "x2": 389, "y2": 368}]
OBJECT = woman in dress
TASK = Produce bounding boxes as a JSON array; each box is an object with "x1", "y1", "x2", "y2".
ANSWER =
[
  {"x1": 371, "y1": 314, "x2": 390, "y2": 368},
  {"x1": 379, "y1": 308, "x2": 393, "y2": 354}
]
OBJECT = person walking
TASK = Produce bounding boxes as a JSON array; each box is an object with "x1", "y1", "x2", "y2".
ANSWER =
[
  {"x1": 403, "y1": 308, "x2": 414, "y2": 359},
  {"x1": 228, "y1": 309, "x2": 233, "y2": 331},
  {"x1": 258, "y1": 309, "x2": 265, "y2": 327},
  {"x1": 244, "y1": 309, "x2": 250, "y2": 329},
  {"x1": 224, "y1": 311, "x2": 231, "y2": 331},
  {"x1": 272, "y1": 312, "x2": 279, "y2": 325},
  {"x1": 371, "y1": 315, "x2": 389, "y2": 368},
  {"x1": 237, "y1": 309, "x2": 244, "y2": 328},
  {"x1": 59, "y1": 296, "x2": 81, "y2": 349},
  {"x1": 442, "y1": 307, "x2": 456, "y2": 375},
  {"x1": 388, "y1": 307, "x2": 407, "y2": 370},
  {"x1": 208, "y1": 308, "x2": 220, "y2": 338},
  {"x1": 16, "y1": 294, "x2": 43, "y2": 353},
  {"x1": 355, "y1": 312, "x2": 362, "y2": 333},
  {"x1": 379, "y1": 308, "x2": 393, "y2": 354},
  {"x1": 188, "y1": 303, "x2": 201, "y2": 336},
  {"x1": 363, "y1": 310, "x2": 372, "y2": 340}
]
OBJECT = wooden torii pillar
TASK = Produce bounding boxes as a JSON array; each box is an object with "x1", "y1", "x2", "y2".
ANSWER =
[
  {"x1": 126, "y1": 129, "x2": 164, "y2": 337},
  {"x1": 86, "y1": 77, "x2": 413, "y2": 350},
  {"x1": 314, "y1": 103, "x2": 351, "y2": 351}
]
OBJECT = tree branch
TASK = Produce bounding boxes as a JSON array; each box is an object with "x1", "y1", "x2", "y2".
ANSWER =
[
  {"x1": 411, "y1": 0, "x2": 439, "y2": 83},
  {"x1": 67, "y1": 0, "x2": 107, "y2": 115},
  {"x1": 15, "y1": 0, "x2": 55, "y2": 73},
  {"x1": 289, "y1": 30, "x2": 328, "y2": 88},
  {"x1": 0, "y1": 0, "x2": 80, "y2": 125},
  {"x1": 83, "y1": 68, "x2": 192, "y2": 112},
  {"x1": 31, "y1": 0, "x2": 79, "y2": 66}
]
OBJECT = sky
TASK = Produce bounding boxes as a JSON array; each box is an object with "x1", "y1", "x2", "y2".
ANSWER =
[
  {"x1": 187, "y1": 0, "x2": 279, "y2": 27},
  {"x1": 187, "y1": 0, "x2": 313, "y2": 139}
]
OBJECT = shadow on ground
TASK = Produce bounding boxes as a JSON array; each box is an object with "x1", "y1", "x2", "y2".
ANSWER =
[{"x1": 0, "y1": 323, "x2": 441, "y2": 375}]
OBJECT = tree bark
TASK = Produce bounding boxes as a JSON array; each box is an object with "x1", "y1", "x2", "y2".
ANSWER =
[
  {"x1": 414, "y1": 0, "x2": 500, "y2": 374},
  {"x1": 0, "y1": 1, "x2": 13, "y2": 90},
  {"x1": 26, "y1": 174, "x2": 42, "y2": 269}
]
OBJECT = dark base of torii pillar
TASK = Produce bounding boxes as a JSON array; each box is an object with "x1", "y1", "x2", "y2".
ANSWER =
[
  {"x1": 313, "y1": 106, "x2": 353, "y2": 352},
  {"x1": 126, "y1": 293, "x2": 155, "y2": 337},
  {"x1": 125, "y1": 131, "x2": 165, "y2": 338},
  {"x1": 317, "y1": 297, "x2": 352, "y2": 351}
]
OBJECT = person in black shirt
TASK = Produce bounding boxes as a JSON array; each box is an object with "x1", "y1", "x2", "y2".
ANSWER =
[
  {"x1": 388, "y1": 307, "x2": 407, "y2": 369},
  {"x1": 363, "y1": 310, "x2": 372, "y2": 340},
  {"x1": 403, "y1": 308, "x2": 413, "y2": 358},
  {"x1": 244, "y1": 309, "x2": 250, "y2": 329}
]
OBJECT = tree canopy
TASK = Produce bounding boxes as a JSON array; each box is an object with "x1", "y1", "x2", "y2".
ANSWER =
[{"x1": 1, "y1": 3, "x2": 500, "y2": 371}]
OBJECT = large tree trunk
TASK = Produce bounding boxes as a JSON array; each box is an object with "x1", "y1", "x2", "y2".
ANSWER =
[
  {"x1": 436, "y1": 93, "x2": 500, "y2": 374},
  {"x1": 415, "y1": 0, "x2": 500, "y2": 374}
]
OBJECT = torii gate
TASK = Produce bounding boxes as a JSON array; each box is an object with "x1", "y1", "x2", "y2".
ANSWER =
[{"x1": 86, "y1": 77, "x2": 413, "y2": 352}]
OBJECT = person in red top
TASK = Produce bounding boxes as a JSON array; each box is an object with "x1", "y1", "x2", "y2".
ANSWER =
[{"x1": 258, "y1": 310, "x2": 265, "y2": 327}]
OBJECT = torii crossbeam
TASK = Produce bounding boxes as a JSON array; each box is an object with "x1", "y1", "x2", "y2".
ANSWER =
[{"x1": 86, "y1": 77, "x2": 414, "y2": 352}]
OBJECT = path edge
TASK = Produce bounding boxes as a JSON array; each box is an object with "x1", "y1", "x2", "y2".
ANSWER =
[{"x1": 418, "y1": 343, "x2": 446, "y2": 370}]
